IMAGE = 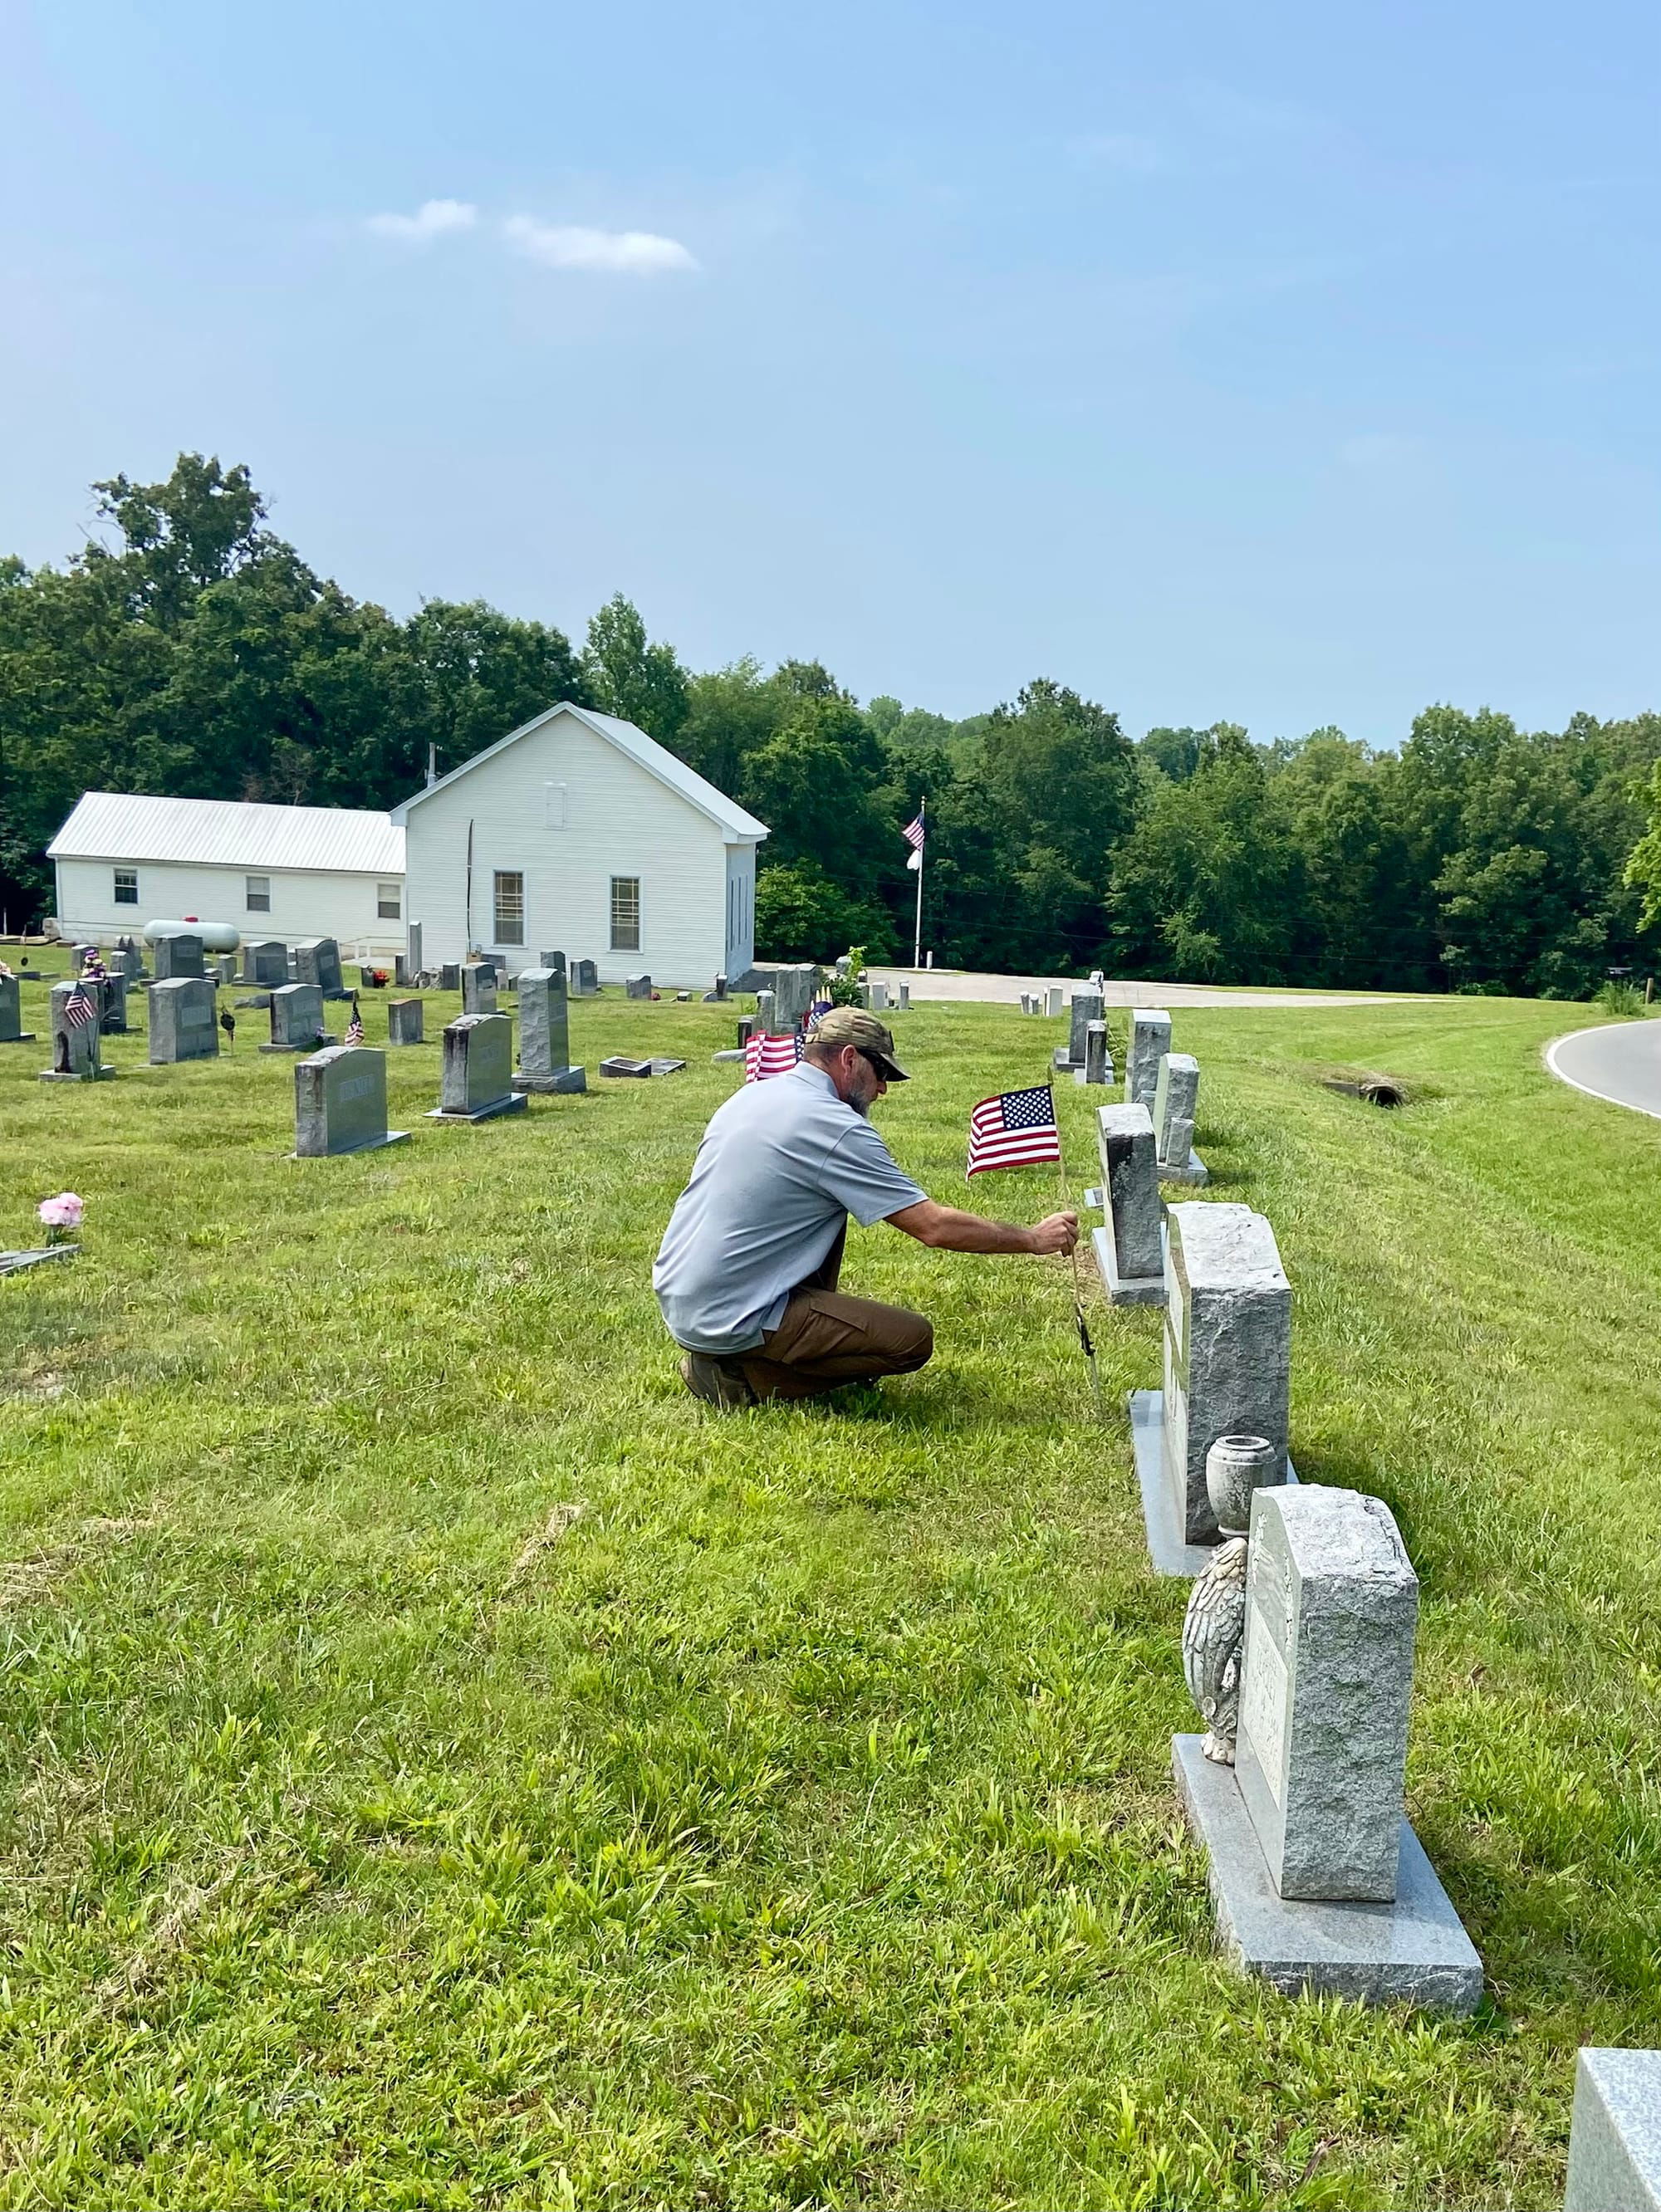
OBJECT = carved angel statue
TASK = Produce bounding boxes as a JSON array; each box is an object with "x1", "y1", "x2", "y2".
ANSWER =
[{"x1": 1182, "y1": 1536, "x2": 1249, "y2": 1763}]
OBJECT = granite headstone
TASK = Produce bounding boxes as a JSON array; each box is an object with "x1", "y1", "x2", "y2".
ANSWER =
[
  {"x1": 1163, "y1": 1202, "x2": 1291, "y2": 1546},
  {"x1": 294, "y1": 1045, "x2": 407, "y2": 1157},
  {"x1": 149, "y1": 976, "x2": 219, "y2": 1064}
]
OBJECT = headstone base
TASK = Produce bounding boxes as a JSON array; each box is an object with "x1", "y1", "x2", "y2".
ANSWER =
[
  {"x1": 261, "y1": 1036, "x2": 338, "y2": 1055},
  {"x1": 1172, "y1": 1735, "x2": 1482, "y2": 2014},
  {"x1": 599, "y1": 1055, "x2": 688, "y2": 1078},
  {"x1": 289, "y1": 1130, "x2": 411, "y2": 1160},
  {"x1": 712, "y1": 1048, "x2": 746, "y2": 1063},
  {"x1": 1052, "y1": 1046, "x2": 1080, "y2": 1072},
  {"x1": 1129, "y1": 1389, "x2": 1297, "y2": 1577},
  {"x1": 512, "y1": 1065, "x2": 588, "y2": 1094},
  {"x1": 38, "y1": 1067, "x2": 117, "y2": 1084},
  {"x1": 426, "y1": 1094, "x2": 528, "y2": 1123},
  {"x1": 1074, "y1": 1057, "x2": 1116, "y2": 1085},
  {"x1": 1, "y1": 1033, "x2": 37, "y2": 1045},
  {"x1": 1565, "y1": 2050, "x2": 1661, "y2": 2212},
  {"x1": 1158, "y1": 1150, "x2": 1210, "y2": 1186},
  {"x1": 1091, "y1": 1226, "x2": 1165, "y2": 1307},
  {"x1": 0, "y1": 1245, "x2": 79, "y2": 1275}
]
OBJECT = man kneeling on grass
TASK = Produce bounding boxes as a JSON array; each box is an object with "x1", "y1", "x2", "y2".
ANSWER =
[{"x1": 654, "y1": 1006, "x2": 1079, "y2": 1409}]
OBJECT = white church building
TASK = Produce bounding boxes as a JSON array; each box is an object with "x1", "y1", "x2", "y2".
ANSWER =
[{"x1": 392, "y1": 701, "x2": 768, "y2": 986}]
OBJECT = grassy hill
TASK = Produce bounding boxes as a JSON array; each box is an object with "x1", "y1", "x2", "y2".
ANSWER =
[{"x1": 2, "y1": 978, "x2": 1658, "y2": 2208}]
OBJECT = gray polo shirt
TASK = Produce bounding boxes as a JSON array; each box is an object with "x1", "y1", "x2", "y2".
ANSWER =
[{"x1": 653, "y1": 1062, "x2": 928, "y2": 1355}]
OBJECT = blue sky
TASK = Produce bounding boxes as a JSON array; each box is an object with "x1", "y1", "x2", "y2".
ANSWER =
[{"x1": 4, "y1": 0, "x2": 1658, "y2": 744}]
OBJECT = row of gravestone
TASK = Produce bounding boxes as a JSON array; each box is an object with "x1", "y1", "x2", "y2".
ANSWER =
[{"x1": 1073, "y1": 1002, "x2": 1487, "y2": 2019}]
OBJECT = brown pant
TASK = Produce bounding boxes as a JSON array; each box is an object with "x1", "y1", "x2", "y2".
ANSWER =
[{"x1": 736, "y1": 1222, "x2": 933, "y2": 1402}]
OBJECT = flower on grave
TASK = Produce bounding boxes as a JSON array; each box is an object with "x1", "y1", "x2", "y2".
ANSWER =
[{"x1": 37, "y1": 1192, "x2": 85, "y2": 1245}]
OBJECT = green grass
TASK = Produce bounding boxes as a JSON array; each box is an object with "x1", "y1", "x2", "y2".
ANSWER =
[{"x1": 1, "y1": 980, "x2": 1659, "y2": 2209}]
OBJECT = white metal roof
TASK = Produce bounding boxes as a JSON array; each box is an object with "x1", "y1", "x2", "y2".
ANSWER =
[
  {"x1": 389, "y1": 701, "x2": 770, "y2": 842},
  {"x1": 48, "y1": 792, "x2": 405, "y2": 876}
]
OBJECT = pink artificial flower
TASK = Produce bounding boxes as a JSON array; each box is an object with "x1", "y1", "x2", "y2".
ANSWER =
[{"x1": 37, "y1": 1192, "x2": 85, "y2": 1231}]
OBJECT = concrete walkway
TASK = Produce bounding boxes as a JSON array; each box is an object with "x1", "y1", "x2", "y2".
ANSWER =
[
  {"x1": 1546, "y1": 1020, "x2": 1661, "y2": 1122},
  {"x1": 869, "y1": 967, "x2": 1414, "y2": 1011}
]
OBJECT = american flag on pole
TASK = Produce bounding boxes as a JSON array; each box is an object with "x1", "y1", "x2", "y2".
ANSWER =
[
  {"x1": 902, "y1": 813, "x2": 925, "y2": 853},
  {"x1": 62, "y1": 985, "x2": 98, "y2": 1030},
  {"x1": 745, "y1": 1028, "x2": 803, "y2": 1082},
  {"x1": 967, "y1": 1083, "x2": 1061, "y2": 1177}
]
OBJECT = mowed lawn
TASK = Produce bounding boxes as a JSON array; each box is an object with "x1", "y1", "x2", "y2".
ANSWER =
[{"x1": 2, "y1": 977, "x2": 1659, "y2": 2211}]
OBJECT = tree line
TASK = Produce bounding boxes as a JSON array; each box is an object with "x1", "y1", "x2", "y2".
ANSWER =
[{"x1": 4, "y1": 453, "x2": 1660, "y2": 996}]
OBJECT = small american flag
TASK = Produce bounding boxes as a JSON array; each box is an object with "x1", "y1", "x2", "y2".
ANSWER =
[
  {"x1": 345, "y1": 996, "x2": 365, "y2": 1047},
  {"x1": 745, "y1": 1028, "x2": 803, "y2": 1082},
  {"x1": 902, "y1": 813, "x2": 925, "y2": 853},
  {"x1": 968, "y1": 1083, "x2": 1061, "y2": 1177},
  {"x1": 807, "y1": 992, "x2": 834, "y2": 1028},
  {"x1": 62, "y1": 986, "x2": 98, "y2": 1031}
]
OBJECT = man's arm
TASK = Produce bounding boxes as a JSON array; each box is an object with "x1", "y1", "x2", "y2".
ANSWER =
[{"x1": 885, "y1": 1199, "x2": 1079, "y2": 1255}]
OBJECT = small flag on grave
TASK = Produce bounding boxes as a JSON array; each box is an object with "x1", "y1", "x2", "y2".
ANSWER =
[
  {"x1": 745, "y1": 1028, "x2": 803, "y2": 1082},
  {"x1": 345, "y1": 995, "x2": 365, "y2": 1047},
  {"x1": 967, "y1": 1083, "x2": 1061, "y2": 1177},
  {"x1": 62, "y1": 985, "x2": 99, "y2": 1030}
]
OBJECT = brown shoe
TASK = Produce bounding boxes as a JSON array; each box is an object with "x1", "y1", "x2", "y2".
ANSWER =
[{"x1": 679, "y1": 1352, "x2": 757, "y2": 1411}]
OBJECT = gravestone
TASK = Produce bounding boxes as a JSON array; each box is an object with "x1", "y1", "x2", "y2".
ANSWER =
[
  {"x1": 737, "y1": 1015, "x2": 756, "y2": 1048},
  {"x1": 440, "y1": 962, "x2": 462, "y2": 992},
  {"x1": 1078, "y1": 1018, "x2": 1111, "y2": 1087},
  {"x1": 244, "y1": 939, "x2": 288, "y2": 987},
  {"x1": 625, "y1": 973, "x2": 653, "y2": 999},
  {"x1": 1128, "y1": 1008, "x2": 1173, "y2": 1108},
  {"x1": 71, "y1": 944, "x2": 98, "y2": 976},
  {"x1": 571, "y1": 958, "x2": 599, "y2": 997},
  {"x1": 1172, "y1": 1484, "x2": 1481, "y2": 2012},
  {"x1": 755, "y1": 990, "x2": 778, "y2": 1035},
  {"x1": 1045, "y1": 986, "x2": 1063, "y2": 1018},
  {"x1": 460, "y1": 963, "x2": 497, "y2": 1015},
  {"x1": 865, "y1": 981, "x2": 889, "y2": 1013},
  {"x1": 430, "y1": 1012, "x2": 526, "y2": 1122},
  {"x1": 148, "y1": 976, "x2": 220, "y2": 1063},
  {"x1": 386, "y1": 998, "x2": 424, "y2": 1046},
  {"x1": 40, "y1": 981, "x2": 115, "y2": 1081},
  {"x1": 262, "y1": 983, "x2": 334, "y2": 1053},
  {"x1": 96, "y1": 974, "x2": 130, "y2": 1033},
  {"x1": 1153, "y1": 1051, "x2": 1208, "y2": 1184},
  {"x1": 1235, "y1": 1486, "x2": 1417, "y2": 1901},
  {"x1": 213, "y1": 954, "x2": 238, "y2": 986},
  {"x1": 294, "y1": 1045, "x2": 408, "y2": 1157},
  {"x1": 0, "y1": 972, "x2": 34, "y2": 1045},
  {"x1": 600, "y1": 1055, "x2": 687, "y2": 1078},
  {"x1": 898, "y1": 982, "x2": 910, "y2": 1011},
  {"x1": 1091, "y1": 1103, "x2": 1164, "y2": 1305},
  {"x1": 1566, "y1": 2050, "x2": 1661, "y2": 2212},
  {"x1": 1163, "y1": 1202, "x2": 1291, "y2": 1548},
  {"x1": 753, "y1": 964, "x2": 818, "y2": 1029},
  {"x1": 405, "y1": 922, "x2": 424, "y2": 980},
  {"x1": 117, "y1": 937, "x2": 145, "y2": 981},
  {"x1": 702, "y1": 973, "x2": 728, "y2": 1003},
  {"x1": 1056, "y1": 987, "x2": 1103, "y2": 1073},
  {"x1": 153, "y1": 932, "x2": 205, "y2": 982},
  {"x1": 513, "y1": 960, "x2": 586, "y2": 1094},
  {"x1": 294, "y1": 937, "x2": 346, "y2": 996}
]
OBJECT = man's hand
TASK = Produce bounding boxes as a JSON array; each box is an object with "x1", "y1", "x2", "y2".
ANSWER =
[
  {"x1": 887, "y1": 1199, "x2": 1080, "y2": 1256},
  {"x1": 1027, "y1": 1211, "x2": 1080, "y2": 1256}
]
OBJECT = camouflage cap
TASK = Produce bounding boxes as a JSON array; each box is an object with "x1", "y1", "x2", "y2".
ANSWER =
[{"x1": 807, "y1": 1004, "x2": 910, "y2": 1081}]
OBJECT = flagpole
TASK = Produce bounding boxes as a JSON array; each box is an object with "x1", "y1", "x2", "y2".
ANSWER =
[{"x1": 912, "y1": 795, "x2": 924, "y2": 970}]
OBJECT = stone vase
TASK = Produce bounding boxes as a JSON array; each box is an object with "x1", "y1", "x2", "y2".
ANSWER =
[{"x1": 1205, "y1": 1432, "x2": 1281, "y2": 1538}]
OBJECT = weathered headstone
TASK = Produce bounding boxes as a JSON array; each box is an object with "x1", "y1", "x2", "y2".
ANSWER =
[
  {"x1": 512, "y1": 960, "x2": 586, "y2": 1094},
  {"x1": 1566, "y1": 2050, "x2": 1661, "y2": 2212},
  {"x1": 405, "y1": 922, "x2": 424, "y2": 980},
  {"x1": 1078, "y1": 1017, "x2": 1111, "y2": 1087},
  {"x1": 153, "y1": 932, "x2": 205, "y2": 982},
  {"x1": 737, "y1": 1015, "x2": 756, "y2": 1048},
  {"x1": 96, "y1": 973, "x2": 130, "y2": 1033},
  {"x1": 440, "y1": 962, "x2": 462, "y2": 992},
  {"x1": 386, "y1": 997, "x2": 424, "y2": 1046},
  {"x1": 865, "y1": 981, "x2": 889, "y2": 1013},
  {"x1": 898, "y1": 982, "x2": 910, "y2": 1011},
  {"x1": 571, "y1": 958, "x2": 598, "y2": 997},
  {"x1": 1163, "y1": 1202, "x2": 1290, "y2": 1548},
  {"x1": 117, "y1": 937, "x2": 145, "y2": 982},
  {"x1": 0, "y1": 971, "x2": 34, "y2": 1045},
  {"x1": 753, "y1": 964, "x2": 818, "y2": 1029},
  {"x1": 460, "y1": 963, "x2": 497, "y2": 1015},
  {"x1": 1066, "y1": 988, "x2": 1104, "y2": 1067},
  {"x1": 40, "y1": 981, "x2": 115, "y2": 1081},
  {"x1": 1128, "y1": 1008, "x2": 1173, "y2": 1108},
  {"x1": 1171, "y1": 1483, "x2": 1481, "y2": 2012},
  {"x1": 71, "y1": 944, "x2": 98, "y2": 976},
  {"x1": 294, "y1": 1045, "x2": 408, "y2": 1157},
  {"x1": 294, "y1": 937, "x2": 346, "y2": 996},
  {"x1": 148, "y1": 976, "x2": 219, "y2": 1063},
  {"x1": 1153, "y1": 1051, "x2": 1208, "y2": 1183},
  {"x1": 244, "y1": 939, "x2": 288, "y2": 987},
  {"x1": 625, "y1": 973, "x2": 653, "y2": 1000},
  {"x1": 1091, "y1": 1103, "x2": 1164, "y2": 1305},
  {"x1": 702, "y1": 973, "x2": 728, "y2": 1003},
  {"x1": 1045, "y1": 986, "x2": 1064, "y2": 1019},
  {"x1": 262, "y1": 982, "x2": 333, "y2": 1053},
  {"x1": 430, "y1": 1012, "x2": 526, "y2": 1122},
  {"x1": 213, "y1": 953, "x2": 238, "y2": 986},
  {"x1": 755, "y1": 990, "x2": 778, "y2": 1035}
]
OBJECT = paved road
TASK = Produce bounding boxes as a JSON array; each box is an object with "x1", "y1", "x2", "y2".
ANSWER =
[
  {"x1": 869, "y1": 967, "x2": 1414, "y2": 1011},
  {"x1": 1546, "y1": 1020, "x2": 1661, "y2": 1122}
]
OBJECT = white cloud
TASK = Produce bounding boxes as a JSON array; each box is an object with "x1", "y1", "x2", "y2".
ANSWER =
[
  {"x1": 365, "y1": 198, "x2": 478, "y2": 244},
  {"x1": 502, "y1": 215, "x2": 698, "y2": 275}
]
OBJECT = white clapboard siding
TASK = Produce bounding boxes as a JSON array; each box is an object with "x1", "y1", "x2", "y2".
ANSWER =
[{"x1": 53, "y1": 856, "x2": 406, "y2": 961}]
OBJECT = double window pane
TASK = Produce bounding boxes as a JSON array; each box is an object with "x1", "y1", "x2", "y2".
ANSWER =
[
  {"x1": 246, "y1": 874, "x2": 271, "y2": 913},
  {"x1": 113, "y1": 867, "x2": 139, "y2": 906},
  {"x1": 610, "y1": 876, "x2": 640, "y2": 952},
  {"x1": 493, "y1": 870, "x2": 525, "y2": 946}
]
